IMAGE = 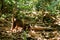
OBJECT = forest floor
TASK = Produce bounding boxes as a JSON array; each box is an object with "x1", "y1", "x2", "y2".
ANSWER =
[{"x1": 0, "y1": 26, "x2": 60, "y2": 40}]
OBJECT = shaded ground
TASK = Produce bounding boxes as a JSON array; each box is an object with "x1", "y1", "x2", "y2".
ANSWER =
[{"x1": 0, "y1": 27, "x2": 60, "y2": 40}]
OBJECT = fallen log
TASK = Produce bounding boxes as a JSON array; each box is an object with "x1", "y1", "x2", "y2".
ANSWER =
[{"x1": 30, "y1": 26, "x2": 56, "y2": 31}]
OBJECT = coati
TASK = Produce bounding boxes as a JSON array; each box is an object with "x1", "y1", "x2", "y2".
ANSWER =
[
  {"x1": 13, "y1": 19, "x2": 23, "y2": 29},
  {"x1": 12, "y1": 18, "x2": 30, "y2": 32}
]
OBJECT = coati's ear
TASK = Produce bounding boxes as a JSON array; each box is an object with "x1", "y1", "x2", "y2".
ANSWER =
[{"x1": 14, "y1": 18, "x2": 16, "y2": 21}]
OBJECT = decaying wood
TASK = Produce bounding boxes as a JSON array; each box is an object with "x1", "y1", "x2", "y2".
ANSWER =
[
  {"x1": 28, "y1": 25, "x2": 56, "y2": 38},
  {"x1": 30, "y1": 25, "x2": 56, "y2": 31},
  {"x1": 29, "y1": 30, "x2": 41, "y2": 38}
]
